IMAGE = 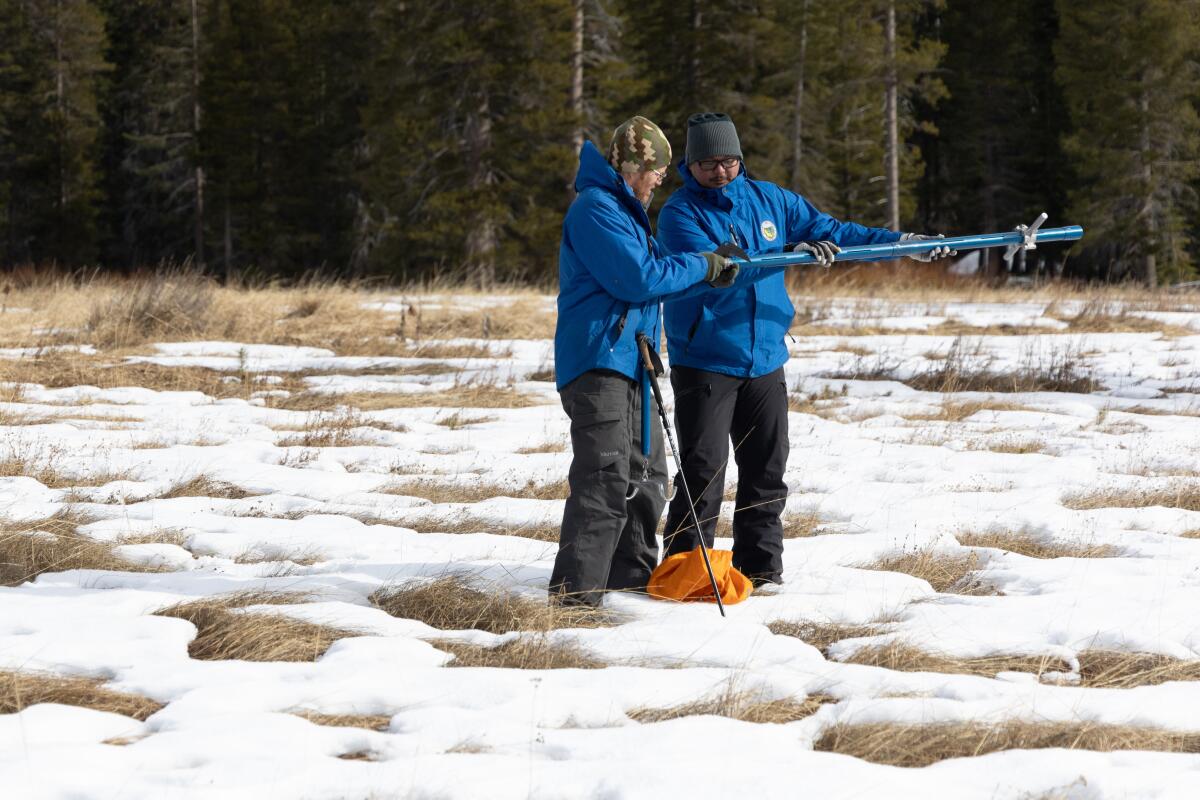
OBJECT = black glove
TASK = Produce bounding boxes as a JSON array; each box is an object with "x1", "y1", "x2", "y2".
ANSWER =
[
  {"x1": 791, "y1": 240, "x2": 841, "y2": 267},
  {"x1": 701, "y1": 251, "x2": 740, "y2": 288}
]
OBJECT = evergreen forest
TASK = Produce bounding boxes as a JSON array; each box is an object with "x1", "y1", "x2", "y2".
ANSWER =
[{"x1": 1, "y1": 0, "x2": 1198, "y2": 286}]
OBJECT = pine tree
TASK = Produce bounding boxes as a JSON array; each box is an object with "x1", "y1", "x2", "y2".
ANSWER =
[
  {"x1": 928, "y1": 0, "x2": 1067, "y2": 251},
  {"x1": 357, "y1": 0, "x2": 575, "y2": 285},
  {"x1": 99, "y1": 0, "x2": 204, "y2": 267},
  {"x1": 1057, "y1": 0, "x2": 1200, "y2": 285},
  {"x1": 201, "y1": 0, "x2": 369, "y2": 277},
  {"x1": 0, "y1": 0, "x2": 110, "y2": 265}
]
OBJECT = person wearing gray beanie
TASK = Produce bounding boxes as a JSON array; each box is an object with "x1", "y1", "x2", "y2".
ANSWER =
[{"x1": 654, "y1": 111, "x2": 954, "y2": 588}]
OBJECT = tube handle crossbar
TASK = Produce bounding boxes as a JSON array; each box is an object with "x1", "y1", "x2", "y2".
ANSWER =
[{"x1": 740, "y1": 224, "x2": 1084, "y2": 269}]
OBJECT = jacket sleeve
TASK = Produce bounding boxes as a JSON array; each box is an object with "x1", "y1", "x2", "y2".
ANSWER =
[
  {"x1": 783, "y1": 188, "x2": 901, "y2": 247},
  {"x1": 567, "y1": 199, "x2": 708, "y2": 303},
  {"x1": 656, "y1": 202, "x2": 786, "y2": 298}
]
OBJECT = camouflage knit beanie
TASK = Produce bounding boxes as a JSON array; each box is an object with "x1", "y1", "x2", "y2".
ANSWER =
[{"x1": 608, "y1": 116, "x2": 672, "y2": 174}]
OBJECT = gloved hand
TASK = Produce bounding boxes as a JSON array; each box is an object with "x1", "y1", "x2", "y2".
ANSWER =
[
  {"x1": 900, "y1": 232, "x2": 957, "y2": 262},
  {"x1": 792, "y1": 240, "x2": 841, "y2": 267},
  {"x1": 701, "y1": 251, "x2": 740, "y2": 288}
]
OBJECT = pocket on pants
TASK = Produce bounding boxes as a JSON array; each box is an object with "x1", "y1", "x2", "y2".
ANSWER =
[{"x1": 570, "y1": 409, "x2": 626, "y2": 473}]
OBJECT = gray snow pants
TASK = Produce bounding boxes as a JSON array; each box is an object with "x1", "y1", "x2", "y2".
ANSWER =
[{"x1": 549, "y1": 369, "x2": 668, "y2": 606}]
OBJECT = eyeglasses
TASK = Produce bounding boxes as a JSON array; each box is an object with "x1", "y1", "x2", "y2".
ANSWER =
[
  {"x1": 648, "y1": 166, "x2": 668, "y2": 181},
  {"x1": 695, "y1": 157, "x2": 739, "y2": 172}
]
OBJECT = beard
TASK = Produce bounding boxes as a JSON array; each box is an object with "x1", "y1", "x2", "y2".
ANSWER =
[{"x1": 640, "y1": 191, "x2": 654, "y2": 210}]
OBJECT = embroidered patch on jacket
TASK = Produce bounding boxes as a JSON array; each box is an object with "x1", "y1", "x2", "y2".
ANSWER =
[{"x1": 760, "y1": 219, "x2": 778, "y2": 241}]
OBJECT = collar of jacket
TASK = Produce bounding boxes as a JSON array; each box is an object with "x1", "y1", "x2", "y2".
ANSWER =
[
  {"x1": 676, "y1": 157, "x2": 748, "y2": 210},
  {"x1": 574, "y1": 141, "x2": 652, "y2": 233}
]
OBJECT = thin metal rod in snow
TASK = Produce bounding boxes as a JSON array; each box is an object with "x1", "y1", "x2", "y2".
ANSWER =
[{"x1": 738, "y1": 221, "x2": 1084, "y2": 269}]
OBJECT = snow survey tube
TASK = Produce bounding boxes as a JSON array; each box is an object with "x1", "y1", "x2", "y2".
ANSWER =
[{"x1": 738, "y1": 225, "x2": 1084, "y2": 269}]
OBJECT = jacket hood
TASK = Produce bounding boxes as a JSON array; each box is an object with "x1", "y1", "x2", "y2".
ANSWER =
[
  {"x1": 575, "y1": 140, "x2": 649, "y2": 225},
  {"x1": 575, "y1": 141, "x2": 624, "y2": 193}
]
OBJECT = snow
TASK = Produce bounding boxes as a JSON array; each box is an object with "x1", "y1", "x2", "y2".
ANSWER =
[{"x1": 2, "y1": 295, "x2": 1200, "y2": 797}]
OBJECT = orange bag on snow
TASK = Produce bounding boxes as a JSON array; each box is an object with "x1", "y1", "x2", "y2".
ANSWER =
[{"x1": 647, "y1": 546, "x2": 753, "y2": 605}]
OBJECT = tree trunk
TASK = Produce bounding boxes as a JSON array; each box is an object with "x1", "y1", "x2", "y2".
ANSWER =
[
  {"x1": 1139, "y1": 87, "x2": 1157, "y2": 288},
  {"x1": 789, "y1": 0, "x2": 809, "y2": 191},
  {"x1": 55, "y1": 0, "x2": 66, "y2": 214},
  {"x1": 223, "y1": 183, "x2": 232, "y2": 278},
  {"x1": 884, "y1": 0, "x2": 900, "y2": 232},
  {"x1": 687, "y1": 0, "x2": 702, "y2": 107},
  {"x1": 191, "y1": 0, "x2": 206, "y2": 269},
  {"x1": 464, "y1": 92, "x2": 496, "y2": 289},
  {"x1": 569, "y1": 0, "x2": 584, "y2": 198}
]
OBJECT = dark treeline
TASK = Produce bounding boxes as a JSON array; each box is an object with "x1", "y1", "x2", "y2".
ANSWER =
[{"x1": 1, "y1": 0, "x2": 1198, "y2": 285}]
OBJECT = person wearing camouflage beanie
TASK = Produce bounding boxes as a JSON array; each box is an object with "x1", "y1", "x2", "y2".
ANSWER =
[
  {"x1": 549, "y1": 118, "x2": 742, "y2": 608},
  {"x1": 606, "y1": 115, "x2": 673, "y2": 209}
]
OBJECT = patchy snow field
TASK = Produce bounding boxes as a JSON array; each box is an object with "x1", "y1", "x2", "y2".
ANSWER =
[{"x1": 4, "y1": 292, "x2": 1200, "y2": 799}]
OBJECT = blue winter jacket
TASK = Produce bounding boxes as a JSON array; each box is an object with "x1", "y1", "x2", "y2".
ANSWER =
[
  {"x1": 658, "y1": 162, "x2": 902, "y2": 377},
  {"x1": 554, "y1": 142, "x2": 709, "y2": 390}
]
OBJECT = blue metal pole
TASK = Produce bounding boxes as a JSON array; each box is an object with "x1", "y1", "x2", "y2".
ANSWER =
[{"x1": 740, "y1": 225, "x2": 1084, "y2": 268}]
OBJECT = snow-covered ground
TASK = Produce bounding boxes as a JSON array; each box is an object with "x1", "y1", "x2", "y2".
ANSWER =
[{"x1": 4, "y1": 294, "x2": 1200, "y2": 798}]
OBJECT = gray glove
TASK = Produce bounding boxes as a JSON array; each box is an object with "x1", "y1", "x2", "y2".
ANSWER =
[
  {"x1": 792, "y1": 240, "x2": 841, "y2": 267},
  {"x1": 900, "y1": 232, "x2": 957, "y2": 262},
  {"x1": 701, "y1": 251, "x2": 740, "y2": 288}
]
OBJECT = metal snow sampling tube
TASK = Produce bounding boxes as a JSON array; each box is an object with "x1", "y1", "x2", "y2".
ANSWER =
[{"x1": 735, "y1": 222, "x2": 1084, "y2": 269}]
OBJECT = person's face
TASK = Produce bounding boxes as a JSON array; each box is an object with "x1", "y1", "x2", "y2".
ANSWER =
[
  {"x1": 624, "y1": 165, "x2": 668, "y2": 207},
  {"x1": 689, "y1": 156, "x2": 741, "y2": 189}
]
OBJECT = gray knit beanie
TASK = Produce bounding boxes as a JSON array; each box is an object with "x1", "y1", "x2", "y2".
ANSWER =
[{"x1": 685, "y1": 112, "x2": 743, "y2": 164}]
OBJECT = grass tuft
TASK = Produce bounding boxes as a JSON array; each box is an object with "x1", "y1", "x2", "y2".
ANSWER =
[
  {"x1": 815, "y1": 720, "x2": 1200, "y2": 767},
  {"x1": 0, "y1": 509, "x2": 170, "y2": 586},
  {"x1": 1062, "y1": 482, "x2": 1200, "y2": 512},
  {"x1": 1, "y1": 669, "x2": 162, "y2": 720},
  {"x1": 434, "y1": 638, "x2": 606, "y2": 669},
  {"x1": 371, "y1": 575, "x2": 611, "y2": 634},
  {"x1": 629, "y1": 682, "x2": 834, "y2": 724},
  {"x1": 858, "y1": 547, "x2": 996, "y2": 594},
  {"x1": 155, "y1": 592, "x2": 357, "y2": 662},
  {"x1": 956, "y1": 529, "x2": 1118, "y2": 559}
]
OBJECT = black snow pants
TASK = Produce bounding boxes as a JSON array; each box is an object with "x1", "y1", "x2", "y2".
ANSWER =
[
  {"x1": 550, "y1": 369, "x2": 668, "y2": 606},
  {"x1": 662, "y1": 365, "x2": 789, "y2": 584}
]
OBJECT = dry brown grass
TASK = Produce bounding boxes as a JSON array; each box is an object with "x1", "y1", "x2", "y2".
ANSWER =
[
  {"x1": 275, "y1": 410, "x2": 380, "y2": 448},
  {"x1": 964, "y1": 436, "x2": 1053, "y2": 455},
  {"x1": 841, "y1": 641, "x2": 1073, "y2": 677},
  {"x1": 293, "y1": 711, "x2": 392, "y2": 731},
  {"x1": 401, "y1": 300, "x2": 554, "y2": 341},
  {"x1": 434, "y1": 637, "x2": 606, "y2": 669},
  {"x1": 1062, "y1": 483, "x2": 1200, "y2": 512},
  {"x1": 384, "y1": 478, "x2": 569, "y2": 503},
  {"x1": 1076, "y1": 650, "x2": 1200, "y2": 688},
  {"x1": 156, "y1": 592, "x2": 358, "y2": 661},
  {"x1": 274, "y1": 384, "x2": 540, "y2": 412},
  {"x1": 0, "y1": 444, "x2": 135, "y2": 489},
  {"x1": 0, "y1": 509, "x2": 171, "y2": 586},
  {"x1": 859, "y1": 547, "x2": 996, "y2": 594},
  {"x1": 435, "y1": 412, "x2": 497, "y2": 430},
  {"x1": 815, "y1": 720, "x2": 1200, "y2": 767},
  {"x1": 957, "y1": 529, "x2": 1118, "y2": 559},
  {"x1": 398, "y1": 513, "x2": 559, "y2": 542},
  {"x1": 629, "y1": 682, "x2": 835, "y2": 724},
  {"x1": 156, "y1": 474, "x2": 255, "y2": 500},
  {"x1": 1, "y1": 670, "x2": 162, "y2": 720},
  {"x1": 901, "y1": 399, "x2": 1036, "y2": 423},
  {"x1": 768, "y1": 619, "x2": 889, "y2": 653},
  {"x1": 371, "y1": 575, "x2": 611, "y2": 634},
  {"x1": 782, "y1": 510, "x2": 827, "y2": 538},
  {"x1": 515, "y1": 440, "x2": 567, "y2": 454},
  {"x1": 1062, "y1": 302, "x2": 1194, "y2": 337}
]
